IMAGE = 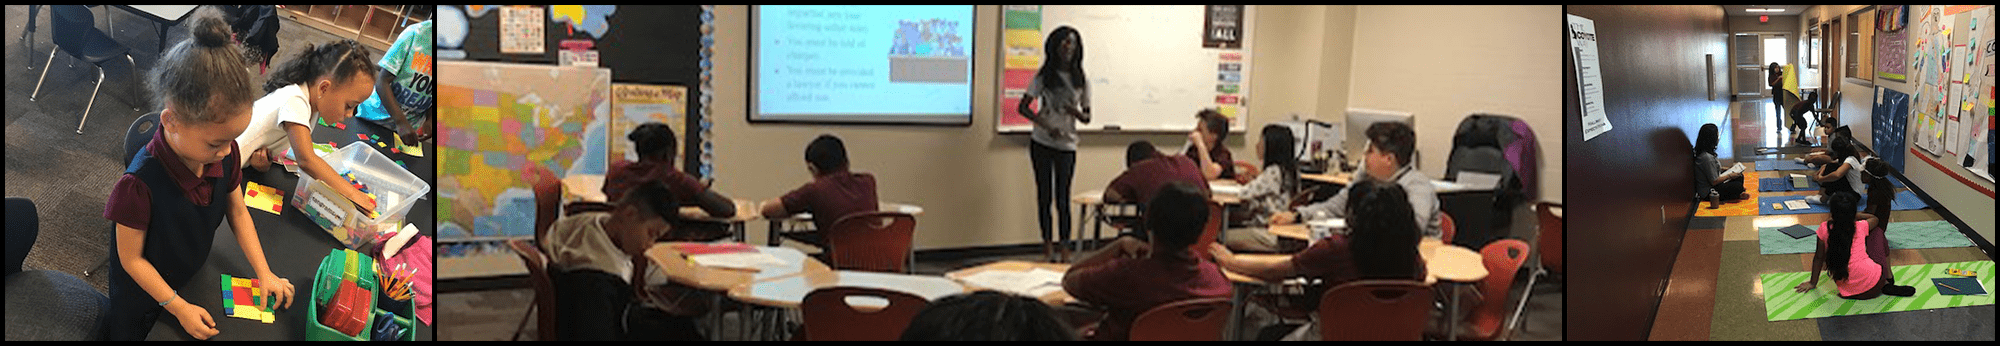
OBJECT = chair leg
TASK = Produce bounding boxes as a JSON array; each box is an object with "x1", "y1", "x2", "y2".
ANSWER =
[
  {"x1": 30, "y1": 49, "x2": 58, "y2": 101},
  {"x1": 512, "y1": 304, "x2": 535, "y2": 341},
  {"x1": 127, "y1": 55, "x2": 140, "y2": 111},
  {"x1": 80, "y1": 68, "x2": 105, "y2": 134},
  {"x1": 86, "y1": 256, "x2": 110, "y2": 277},
  {"x1": 1506, "y1": 266, "x2": 1545, "y2": 336}
]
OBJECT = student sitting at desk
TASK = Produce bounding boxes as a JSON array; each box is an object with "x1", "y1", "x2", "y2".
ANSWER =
[
  {"x1": 1185, "y1": 109, "x2": 1237, "y2": 181},
  {"x1": 1102, "y1": 141, "x2": 1211, "y2": 244},
  {"x1": 545, "y1": 181, "x2": 701, "y2": 340},
  {"x1": 606, "y1": 122, "x2": 737, "y2": 241},
  {"x1": 759, "y1": 134, "x2": 879, "y2": 248},
  {"x1": 1064, "y1": 182, "x2": 1232, "y2": 341},
  {"x1": 1222, "y1": 124, "x2": 1304, "y2": 252},
  {"x1": 1208, "y1": 179, "x2": 1426, "y2": 341},
  {"x1": 1275, "y1": 121, "x2": 1443, "y2": 239}
]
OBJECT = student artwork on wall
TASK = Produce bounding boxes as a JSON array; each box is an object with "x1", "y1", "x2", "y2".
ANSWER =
[
  {"x1": 1873, "y1": 87, "x2": 1910, "y2": 171},
  {"x1": 1877, "y1": 5, "x2": 1910, "y2": 82}
]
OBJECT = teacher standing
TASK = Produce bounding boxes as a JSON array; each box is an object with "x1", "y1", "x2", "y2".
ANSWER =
[{"x1": 1018, "y1": 26, "x2": 1090, "y2": 262}]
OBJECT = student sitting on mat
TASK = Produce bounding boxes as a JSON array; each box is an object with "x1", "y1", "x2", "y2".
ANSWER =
[
  {"x1": 1803, "y1": 136, "x2": 1862, "y2": 205},
  {"x1": 1693, "y1": 124, "x2": 1748, "y2": 209},
  {"x1": 606, "y1": 122, "x2": 737, "y2": 241},
  {"x1": 1064, "y1": 181, "x2": 1231, "y2": 341},
  {"x1": 1277, "y1": 121, "x2": 1443, "y2": 239},
  {"x1": 1184, "y1": 109, "x2": 1238, "y2": 181},
  {"x1": 899, "y1": 291, "x2": 1078, "y2": 341},
  {"x1": 1794, "y1": 191, "x2": 1914, "y2": 299},
  {"x1": 1221, "y1": 124, "x2": 1305, "y2": 253},
  {"x1": 1209, "y1": 179, "x2": 1426, "y2": 341},
  {"x1": 234, "y1": 39, "x2": 381, "y2": 213},
  {"x1": 759, "y1": 134, "x2": 879, "y2": 249},
  {"x1": 100, "y1": 15, "x2": 292, "y2": 340},
  {"x1": 545, "y1": 181, "x2": 703, "y2": 340},
  {"x1": 1858, "y1": 156, "x2": 1896, "y2": 226}
]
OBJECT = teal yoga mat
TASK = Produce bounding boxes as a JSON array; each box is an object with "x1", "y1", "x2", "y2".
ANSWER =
[
  {"x1": 1756, "y1": 221, "x2": 1977, "y2": 255},
  {"x1": 1760, "y1": 261, "x2": 1994, "y2": 321}
]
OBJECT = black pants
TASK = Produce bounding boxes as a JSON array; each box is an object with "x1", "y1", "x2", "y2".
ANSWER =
[
  {"x1": 1714, "y1": 175, "x2": 1747, "y2": 201},
  {"x1": 1030, "y1": 141, "x2": 1076, "y2": 247},
  {"x1": 551, "y1": 269, "x2": 631, "y2": 341}
]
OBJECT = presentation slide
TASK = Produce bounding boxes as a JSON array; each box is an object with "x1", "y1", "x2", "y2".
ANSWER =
[{"x1": 752, "y1": 5, "x2": 974, "y2": 124}]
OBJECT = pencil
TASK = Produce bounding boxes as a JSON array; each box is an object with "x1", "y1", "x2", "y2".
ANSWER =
[{"x1": 1939, "y1": 282, "x2": 1959, "y2": 292}]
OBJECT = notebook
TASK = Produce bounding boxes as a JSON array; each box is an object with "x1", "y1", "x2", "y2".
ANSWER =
[
  {"x1": 1784, "y1": 200, "x2": 1811, "y2": 210},
  {"x1": 1777, "y1": 225, "x2": 1815, "y2": 239},
  {"x1": 1790, "y1": 174, "x2": 1809, "y2": 189},
  {"x1": 1932, "y1": 277, "x2": 1987, "y2": 296}
]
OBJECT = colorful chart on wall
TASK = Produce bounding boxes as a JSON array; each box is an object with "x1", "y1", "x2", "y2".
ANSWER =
[
  {"x1": 436, "y1": 60, "x2": 609, "y2": 242},
  {"x1": 996, "y1": 5, "x2": 1253, "y2": 133},
  {"x1": 609, "y1": 84, "x2": 689, "y2": 163}
]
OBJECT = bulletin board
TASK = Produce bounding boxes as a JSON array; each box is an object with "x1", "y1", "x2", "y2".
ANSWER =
[
  {"x1": 996, "y1": 5, "x2": 1254, "y2": 133},
  {"x1": 1904, "y1": 5, "x2": 1993, "y2": 183}
]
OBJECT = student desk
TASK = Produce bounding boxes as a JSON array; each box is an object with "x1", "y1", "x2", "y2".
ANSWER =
[
  {"x1": 110, "y1": 5, "x2": 199, "y2": 53},
  {"x1": 765, "y1": 202, "x2": 925, "y2": 247},
  {"x1": 642, "y1": 242, "x2": 829, "y2": 341},
  {"x1": 677, "y1": 199, "x2": 764, "y2": 243},
  {"x1": 728, "y1": 270, "x2": 966, "y2": 340},
  {"x1": 1299, "y1": 172, "x2": 1353, "y2": 185},
  {"x1": 146, "y1": 118, "x2": 434, "y2": 340},
  {"x1": 944, "y1": 261, "x2": 1077, "y2": 306}
]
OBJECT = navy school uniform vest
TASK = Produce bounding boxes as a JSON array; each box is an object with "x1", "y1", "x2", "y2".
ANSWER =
[{"x1": 101, "y1": 145, "x2": 235, "y2": 340}]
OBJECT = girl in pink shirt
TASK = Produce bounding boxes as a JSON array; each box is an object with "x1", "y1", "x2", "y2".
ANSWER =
[{"x1": 1794, "y1": 192, "x2": 1914, "y2": 299}]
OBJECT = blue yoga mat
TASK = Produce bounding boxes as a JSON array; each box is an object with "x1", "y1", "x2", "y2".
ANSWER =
[
  {"x1": 1757, "y1": 160, "x2": 1813, "y2": 171},
  {"x1": 1759, "y1": 191, "x2": 1929, "y2": 215},
  {"x1": 1758, "y1": 177, "x2": 1821, "y2": 192}
]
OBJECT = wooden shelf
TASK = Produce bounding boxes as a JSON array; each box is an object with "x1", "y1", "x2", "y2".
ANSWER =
[{"x1": 280, "y1": 5, "x2": 421, "y2": 51}]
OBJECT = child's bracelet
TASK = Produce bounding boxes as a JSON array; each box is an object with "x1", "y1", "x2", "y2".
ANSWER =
[{"x1": 159, "y1": 290, "x2": 178, "y2": 306}]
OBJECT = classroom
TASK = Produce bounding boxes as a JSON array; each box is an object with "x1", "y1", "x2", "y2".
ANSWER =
[
  {"x1": 420, "y1": 5, "x2": 1561, "y2": 341},
  {"x1": 3, "y1": 5, "x2": 436, "y2": 341},
  {"x1": 1564, "y1": 5, "x2": 1995, "y2": 341}
]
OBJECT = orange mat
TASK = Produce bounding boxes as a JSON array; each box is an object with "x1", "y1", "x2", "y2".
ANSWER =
[{"x1": 1694, "y1": 171, "x2": 1760, "y2": 217}]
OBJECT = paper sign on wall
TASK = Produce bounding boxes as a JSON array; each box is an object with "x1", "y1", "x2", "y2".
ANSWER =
[{"x1": 1568, "y1": 14, "x2": 1613, "y2": 141}]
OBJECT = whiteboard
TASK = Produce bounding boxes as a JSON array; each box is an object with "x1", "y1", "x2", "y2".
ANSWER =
[{"x1": 996, "y1": 5, "x2": 1253, "y2": 133}]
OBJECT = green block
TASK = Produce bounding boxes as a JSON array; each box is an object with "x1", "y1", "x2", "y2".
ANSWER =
[{"x1": 1217, "y1": 84, "x2": 1240, "y2": 94}]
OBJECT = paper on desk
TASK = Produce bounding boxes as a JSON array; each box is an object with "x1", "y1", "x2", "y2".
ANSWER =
[
  {"x1": 393, "y1": 133, "x2": 425, "y2": 157},
  {"x1": 1454, "y1": 171, "x2": 1504, "y2": 190},
  {"x1": 688, "y1": 250, "x2": 786, "y2": 270},
  {"x1": 1209, "y1": 184, "x2": 1245, "y2": 196},
  {"x1": 959, "y1": 267, "x2": 1065, "y2": 297}
]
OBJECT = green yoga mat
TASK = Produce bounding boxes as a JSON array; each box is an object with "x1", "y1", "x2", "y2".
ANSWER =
[
  {"x1": 1759, "y1": 261, "x2": 1994, "y2": 321},
  {"x1": 1757, "y1": 221, "x2": 1977, "y2": 255}
]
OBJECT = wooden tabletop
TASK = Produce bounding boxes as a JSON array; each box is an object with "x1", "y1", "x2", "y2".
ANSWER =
[
  {"x1": 728, "y1": 270, "x2": 968, "y2": 309},
  {"x1": 944, "y1": 261, "x2": 1077, "y2": 306},
  {"x1": 1218, "y1": 237, "x2": 1481, "y2": 285},
  {"x1": 1072, "y1": 189, "x2": 1242, "y2": 206},
  {"x1": 1299, "y1": 172, "x2": 1353, "y2": 185},
  {"x1": 678, "y1": 199, "x2": 765, "y2": 223},
  {"x1": 642, "y1": 243, "x2": 831, "y2": 292}
]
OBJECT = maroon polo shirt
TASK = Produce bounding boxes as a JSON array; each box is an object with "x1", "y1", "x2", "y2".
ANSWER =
[
  {"x1": 1106, "y1": 154, "x2": 1211, "y2": 206},
  {"x1": 1185, "y1": 143, "x2": 1236, "y2": 180},
  {"x1": 603, "y1": 159, "x2": 708, "y2": 205},
  {"x1": 1289, "y1": 234, "x2": 1427, "y2": 307},
  {"x1": 780, "y1": 170, "x2": 878, "y2": 232},
  {"x1": 1063, "y1": 254, "x2": 1232, "y2": 341},
  {"x1": 105, "y1": 130, "x2": 244, "y2": 231}
]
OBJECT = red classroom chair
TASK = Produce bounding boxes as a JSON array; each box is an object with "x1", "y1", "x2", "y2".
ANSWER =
[
  {"x1": 1317, "y1": 280, "x2": 1433, "y2": 341},
  {"x1": 1460, "y1": 239, "x2": 1530, "y2": 341},
  {"x1": 1128, "y1": 297, "x2": 1233, "y2": 341},
  {"x1": 1440, "y1": 212, "x2": 1457, "y2": 244},
  {"x1": 826, "y1": 212, "x2": 917, "y2": 273},
  {"x1": 799, "y1": 286, "x2": 930, "y2": 341}
]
